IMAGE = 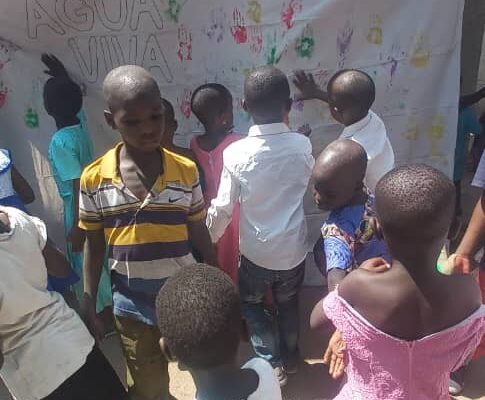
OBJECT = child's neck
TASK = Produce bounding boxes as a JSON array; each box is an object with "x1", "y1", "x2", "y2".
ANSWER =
[
  {"x1": 197, "y1": 128, "x2": 229, "y2": 152},
  {"x1": 389, "y1": 241, "x2": 443, "y2": 281},
  {"x1": 191, "y1": 363, "x2": 258, "y2": 400},
  {"x1": 121, "y1": 142, "x2": 162, "y2": 168},
  {"x1": 344, "y1": 111, "x2": 369, "y2": 127},
  {"x1": 55, "y1": 115, "x2": 80, "y2": 130}
]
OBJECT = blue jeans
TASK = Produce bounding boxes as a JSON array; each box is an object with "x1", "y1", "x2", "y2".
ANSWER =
[{"x1": 239, "y1": 255, "x2": 305, "y2": 367}]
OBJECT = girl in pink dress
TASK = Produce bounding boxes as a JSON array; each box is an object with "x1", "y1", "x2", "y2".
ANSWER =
[
  {"x1": 190, "y1": 84, "x2": 240, "y2": 282},
  {"x1": 312, "y1": 165, "x2": 485, "y2": 399}
]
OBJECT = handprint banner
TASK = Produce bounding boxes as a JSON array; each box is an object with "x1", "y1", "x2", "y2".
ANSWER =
[{"x1": 0, "y1": 0, "x2": 464, "y2": 250}]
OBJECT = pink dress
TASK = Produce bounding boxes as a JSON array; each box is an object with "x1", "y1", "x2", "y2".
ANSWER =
[
  {"x1": 323, "y1": 290, "x2": 485, "y2": 399},
  {"x1": 191, "y1": 133, "x2": 241, "y2": 282}
]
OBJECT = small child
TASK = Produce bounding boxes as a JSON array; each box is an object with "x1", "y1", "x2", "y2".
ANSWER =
[
  {"x1": 294, "y1": 69, "x2": 395, "y2": 191},
  {"x1": 80, "y1": 65, "x2": 217, "y2": 400},
  {"x1": 312, "y1": 164, "x2": 485, "y2": 399},
  {"x1": 156, "y1": 264, "x2": 282, "y2": 400},
  {"x1": 312, "y1": 140, "x2": 389, "y2": 292},
  {"x1": 0, "y1": 148, "x2": 35, "y2": 211},
  {"x1": 0, "y1": 206, "x2": 127, "y2": 400},
  {"x1": 190, "y1": 83, "x2": 241, "y2": 282},
  {"x1": 42, "y1": 54, "x2": 112, "y2": 308}
]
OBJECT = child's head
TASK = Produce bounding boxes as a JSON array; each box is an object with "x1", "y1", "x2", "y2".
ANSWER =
[
  {"x1": 161, "y1": 98, "x2": 178, "y2": 145},
  {"x1": 156, "y1": 264, "x2": 242, "y2": 370},
  {"x1": 43, "y1": 77, "x2": 82, "y2": 122},
  {"x1": 312, "y1": 139, "x2": 367, "y2": 211},
  {"x1": 102, "y1": 65, "x2": 163, "y2": 153},
  {"x1": 243, "y1": 65, "x2": 292, "y2": 124},
  {"x1": 375, "y1": 164, "x2": 455, "y2": 256},
  {"x1": 191, "y1": 83, "x2": 233, "y2": 134},
  {"x1": 327, "y1": 69, "x2": 375, "y2": 126}
]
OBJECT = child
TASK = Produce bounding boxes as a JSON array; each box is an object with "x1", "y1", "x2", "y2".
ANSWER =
[
  {"x1": 207, "y1": 65, "x2": 314, "y2": 385},
  {"x1": 190, "y1": 83, "x2": 241, "y2": 282},
  {"x1": 0, "y1": 148, "x2": 35, "y2": 210},
  {"x1": 80, "y1": 65, "x2": 217, "y2": 400},
  {"x1": 312, "y1": 140, "x2": 389, "y2": 292},
  {"x1": 293, "y1": 69, "x2": 395, "y2": 191},
  {"x1": 0, "y1": 206, "x2": 127, "y2": 400},
  {"x1": 312, "y1": 164, "x2": 485, "y2": 399},
  {"x1": 42, "y1": 54, "x2": 112, "y2": 308},
  {"x1": 161, "y1": 97, "x2": 195, "y2": 161},
  {"x1": 156, "y1": 264, "x2": 282, "y2": 400}
]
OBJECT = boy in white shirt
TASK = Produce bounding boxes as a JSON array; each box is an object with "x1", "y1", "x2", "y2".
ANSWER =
[
  {"x1": 156, "y1": 264, "x2": 282, "y2": 400},
  {"x1": 206, "y1": 65, "x2": 314, "y2": 385},
  {"x1": 0, "y1": 206, "x2": 127, "y2": 400},
  {"x1": 294, "y1": 69, "x2": 395, "y2": 191}
]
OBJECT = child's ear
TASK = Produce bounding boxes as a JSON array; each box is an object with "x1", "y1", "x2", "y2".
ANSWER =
[
  {"x1": 159, "y1": 338, "x2": 177, "y2": 362},
  {"x1": 104, "y1": 110, "x2": 116, "y2": 129},
  {"x1": 369, "y1": 217, "x2": 384, "y2": 240},
  {"x1": 242, "y1": 99, "x2": 249, "y2": 113}
]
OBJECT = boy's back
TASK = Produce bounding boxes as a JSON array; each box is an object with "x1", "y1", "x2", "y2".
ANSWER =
[{"x1": 220, "y1": 126, "x2": 313, "y2": 270}]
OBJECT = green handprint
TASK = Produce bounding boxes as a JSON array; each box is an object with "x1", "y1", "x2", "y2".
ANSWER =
[
  {"x1": 24, "y1": 107, "x2": 39, "y2": 128},
  {"x1": 295, "y1": 25, "x2": 315, "y2": 59},
  {"x1": 165, "y1": 0, "x2": 186, "y2": 23},
  {"x1": 265, "y1": 31, "x2": 283, "y2": 65}
]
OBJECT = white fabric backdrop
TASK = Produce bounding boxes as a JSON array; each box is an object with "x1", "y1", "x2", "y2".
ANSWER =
[{"x1": 0, "y1": 0, "x2": 463, "y2": 279}]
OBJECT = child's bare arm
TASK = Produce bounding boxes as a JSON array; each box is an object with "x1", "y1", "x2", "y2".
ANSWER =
[
  {"x1": 67, "y1": 179, "x2": 85, "y2": 253},
  {"x1": 293, "y1": 70, "x2": 329, "y2": 103},
  {"x1": 188, "y1": 219, "x2": 218, "y2": 267},
  {"x1": 42, "y1": 239, "x2": 70, "y2": 278},
  {"x1": 11, "y1": 166, "x2": 35, "y2": 205},
  {"x1": 456, "y1": 193, "x2": 485, "y2": 260}
]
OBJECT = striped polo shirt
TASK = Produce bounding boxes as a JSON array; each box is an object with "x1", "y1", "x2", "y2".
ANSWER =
[{"x1": 79, "y1": 143, "x2": 205, "y2": 325}]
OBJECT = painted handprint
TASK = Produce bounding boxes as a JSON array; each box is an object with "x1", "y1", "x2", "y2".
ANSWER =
[
  {"x1": 428, "y1": 115, "x2": 444, "y2": 157},
  {"x1": 337, "y1": 21, "x2": 354, "y2": 67},
  {"x1": 247, "y1": 0, "x2": 262, "y2": 24},
  {"x1": 295, "y1": 25, "x2": 315, "y2": 59},
  {"x1": 24, "y1": 107, "x2": 39, "y2": 128},
  {"x1": 165, "y1": 0, "x2": 186, "y2": 23},
  {"x1": 231, "y1": 8, "x2": 248, "y2": 44},
  {"x1": 205, "y1": 8, "x2": 227, "y2": 43},
  {"x1": 177, "y1": 24, "x2": 192, "y2": 62},
  {"x1": 248, "y1": 26, "x2": 263, "y2": 56},
  {"x1": 0, "y1": 81, "x2": 7, "y2": 108},
  {"x1": 179, "y1": 89, "x2": 192, "y2": 119},
  {"x1": 411, "y1": 35, "x2": 431, "y2": 68},
  {"x1": 0, "y1": 38, "x2": 19, "y2": 70},
  {"x1": 367, "y1": 15, "x2": 383, "y2": 45},
  {"x1": 265, "y1": 31, "x2": 283, "y2": 65},
  {"x1": 281, "y1": 0, "x2": 302, "y2": 30}
]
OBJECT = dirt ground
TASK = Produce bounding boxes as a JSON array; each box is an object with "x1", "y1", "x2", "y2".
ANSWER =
[{"x1": 1, "y1": 171, "x2": 485, "y2": 399}]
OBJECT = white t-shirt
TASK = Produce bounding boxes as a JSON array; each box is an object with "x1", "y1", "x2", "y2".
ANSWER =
[
  {"x1": 0, "y1": 207, "x2": 94, "y2": 400},
  {"x1": 195, "y1": 358, "x2": 282, "y2": 400},
  {"x1": 340, "y1": 110, "x2": 395, "y2": 191}
]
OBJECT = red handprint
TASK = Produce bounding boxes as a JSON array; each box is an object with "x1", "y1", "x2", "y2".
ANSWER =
[
  {"x1": 248, "y1": 26, "x2": 263, "y2": 55},
  {"x1": 177, "y1": 24, "x2": 192, "y2": 62},
  {"x1": 179, "y1": 89, "x2": 192, "y2": 119},
  {"x1": 231, "y1": 8, "x2": 248, "y2": 44},
  {"x1": 281, "y1": 0, "x2": 302, "y2": 30},
  {"x1": 0, "y1": 81, "x2": 8, "y2": 108}
]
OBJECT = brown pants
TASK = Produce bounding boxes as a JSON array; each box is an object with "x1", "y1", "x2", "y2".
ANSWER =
[{"x1": 115, "y1": 316, "x2": 169, "y2": 400}]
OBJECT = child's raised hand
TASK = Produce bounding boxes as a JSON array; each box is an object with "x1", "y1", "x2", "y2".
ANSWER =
[
  {"x1": 41, "y1": 53, "x2": 69, "y2": 79},
  {"x1": 293, "y1": 70, "x2": 320, "y2": 101},
  {"x1": 323, "y1": 330, "x2": 346, "y2": 380}
]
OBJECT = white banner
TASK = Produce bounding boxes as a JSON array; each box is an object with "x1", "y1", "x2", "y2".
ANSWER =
[{"x1": 0, "y1": 0, "x2": 463, "y2": 258}]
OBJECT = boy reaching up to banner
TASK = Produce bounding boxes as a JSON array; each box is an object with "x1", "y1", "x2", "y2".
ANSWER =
[
  {"x1": 293, "y1": 69, "x2": 395, "y2": 191},
  {"x1": 80, "y1": 65, "x2": 217, "y2": 400}
]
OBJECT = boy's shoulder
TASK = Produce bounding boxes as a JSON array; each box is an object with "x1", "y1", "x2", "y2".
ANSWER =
[
  {"x1": 79, "y1": 146, "x2": 117, "y2": 186},
  {"x1": 164, "y1": 147, "x2": 196, "y2": 170}
]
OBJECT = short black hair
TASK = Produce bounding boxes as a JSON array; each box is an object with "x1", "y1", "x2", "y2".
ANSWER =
[
  {"x1": 102, "y1": 65, "x2": 161, "y2": 111},
  {"x1": 43, "y1": 77, "x2": 82, "y2": 119},
  {"x1": 156, "y1": 264, "x2": 241, "y2": 369},
  {"x1": 244, "y1": 65, "x2": 290, "y2": 120},
  {"x1": 375, "y1": 164, "x2": 455, "y2": 241},
  {"x1": 161, "y1": 98, "x2": 175, "y2": 121},
  {"x1": 327, "y1": 69, "x2": 375, "y2": 114},
  {"x1": 191, "y1": 83, "x2": 232, "y2": 127}
]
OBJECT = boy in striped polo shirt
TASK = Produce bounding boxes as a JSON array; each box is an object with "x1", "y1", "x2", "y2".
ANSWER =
[{"x1": 79, "y1": 65, "x2": 217, "y2": 400}]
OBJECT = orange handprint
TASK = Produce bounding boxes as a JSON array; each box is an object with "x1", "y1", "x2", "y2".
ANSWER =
[
  {"x1": 179, "y1": 89, "x2": 192, "y2": 119},
  {"x1": 231, "y1": 8, "x2": 248, "y2": 44},
  {"x1": 177, "y1": 24, "x2": 192, "y2": 62}
]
